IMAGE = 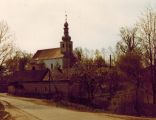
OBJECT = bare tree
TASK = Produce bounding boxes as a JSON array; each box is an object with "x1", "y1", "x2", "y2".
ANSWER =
[
  {"x1": 5, "y1": 49, "x2": 32, "y2": 72},
  {"x1": 139, "y1": 8, "x2": 156, "y2": 65},
  {"x1": 116, "y1": 26, "x2": 141, "y2": 55},
  {"x1": 0, "y1": 21, "x2": 13, "y2": 76},
  {"x1": 138, "y1": 8, "x2": 156, "y2": 104}
]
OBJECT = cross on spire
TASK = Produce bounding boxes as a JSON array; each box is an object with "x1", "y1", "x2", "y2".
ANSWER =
[
  {"x1": 65, "y1": 11, "x2": 67, "y2": 22},
  {"x1": 62, "y1": 12, "x2": 71, "y2": 41}
]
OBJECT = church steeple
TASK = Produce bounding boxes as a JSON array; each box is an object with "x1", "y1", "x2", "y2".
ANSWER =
[
  {"x1": 62, "y1": 14, "x2": 71, "y2": 41},
  {"x1": 60, "y1": 14, "x2": 74, "y2": 68}
]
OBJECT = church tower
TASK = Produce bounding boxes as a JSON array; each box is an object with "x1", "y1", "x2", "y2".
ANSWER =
[{"x1": 60, "y1": 15, "x2": 73, "y2": 68}]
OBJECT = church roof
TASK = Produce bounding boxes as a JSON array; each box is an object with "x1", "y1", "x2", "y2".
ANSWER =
[{"x1": 33, "y1": 48, "x2": 64, "y2": 60}]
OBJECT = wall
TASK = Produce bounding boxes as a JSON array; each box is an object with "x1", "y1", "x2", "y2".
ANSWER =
[
  {"x1": 43, "y1": 58, "x2": 63, "y2": 70},
  {"x1": 0, "y1": 84, "x2": 8, "y2": 92},
  {"x1": 8, "y1": 81, "x2": 74, "y2": 99}
]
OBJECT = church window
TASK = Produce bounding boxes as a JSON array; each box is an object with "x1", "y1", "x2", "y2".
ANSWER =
[{"x1": 62, "y1": 44, "x2": 64, "y2": 48}]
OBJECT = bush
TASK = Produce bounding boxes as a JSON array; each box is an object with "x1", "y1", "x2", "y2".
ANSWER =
[
  {"x1": 0, "y1": 111, "x2": 12, "y2": 120},
  {"x1": 0, "y1": 102, "x2": 5, "y2": 111}
]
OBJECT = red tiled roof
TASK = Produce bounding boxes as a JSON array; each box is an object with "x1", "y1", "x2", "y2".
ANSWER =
[{"x1": 33, "y1": 48, "x2": 64, "y2": 60}]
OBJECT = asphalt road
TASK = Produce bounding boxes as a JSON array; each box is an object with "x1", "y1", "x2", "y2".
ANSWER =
[{"x1": 0, "y1": 93, "x2": 155, "y2": 120}]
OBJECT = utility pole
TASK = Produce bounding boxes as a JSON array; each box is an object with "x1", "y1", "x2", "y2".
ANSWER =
[
  {"x1": 110, "y1": 55, "x2": 112, "y2": 68},
  {"x1": 48, "y1": 69, "x2": 51, "y2": 99},
  {"x1": 153, "y1": 42, "x2": 156, "y2": 102},
  {"x1": 154, "y1": 36, "x2": 156, "y2": 104}
]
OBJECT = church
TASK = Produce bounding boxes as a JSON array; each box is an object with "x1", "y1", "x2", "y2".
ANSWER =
[
  {"x1": 32, "y1": 18, "x2": 75, "y2": 70},
  {"x1": 7, "y1": 17, "x2": 78, "y2": 98}
]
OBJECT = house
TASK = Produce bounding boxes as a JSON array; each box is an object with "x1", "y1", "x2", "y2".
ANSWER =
[
  {"x1": 8, "y1": 69, "x2": 50, "y2": 95},
  {"x1": 8, "y1": 69, "x2": 73, "y2": 99},
  {"x1": 32, "y1": 19, "x2": 75, "y2": 70}
]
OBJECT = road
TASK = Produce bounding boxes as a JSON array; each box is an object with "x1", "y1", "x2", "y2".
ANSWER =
[{"x1": 0, "y1": 93, "x2": 155, "y2": 120}]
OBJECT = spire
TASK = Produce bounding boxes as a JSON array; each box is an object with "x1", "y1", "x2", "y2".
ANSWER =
[
  {"x1": 62, "y1": 13, "x2": 71, "y2": 41},
  {"x1": 65, "y1": 13, "x2": 67, "y2": 22}
]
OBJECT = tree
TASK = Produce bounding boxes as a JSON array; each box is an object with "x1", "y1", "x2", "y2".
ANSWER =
[
  {"x1": 116, "y1": 24, "x2": 144, "y2": 113},
  {"x1": 74, "y1": 47, "x2": 84, "y2": 63},
  {"x1": 117, "y1": 52, "x2": 143, "y2": 114},
  {"x1": 0, "y1": 21, "x2": 13, "y2": 66},
  {"x1": 5, "y1": 50, "x2": 32, "y2": 72},
  {"x1": 116, "y1": 26, "x2": 142, "y2": 55},
  {"x1": 94, "y1": 49, "x2": 106, "y2": 67},
  {"x1": 74, "y1": 47, "x2": 94, "y2": 67},
  {"x1": 0, "y1": 21, "x2": 14, "y2": 78},
  {"x1": 138, "y1": 8, "x2": 156, "y2": 104}
]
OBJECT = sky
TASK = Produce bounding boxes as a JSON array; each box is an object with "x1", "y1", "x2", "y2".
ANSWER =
[{"x1": 0, "y1": 0, "x2": 156, "y2": 54}]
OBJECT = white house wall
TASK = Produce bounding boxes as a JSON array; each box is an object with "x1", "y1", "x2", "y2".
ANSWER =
[{"x1": 43, "y1": 58, "x2": 63, "y2": 70}]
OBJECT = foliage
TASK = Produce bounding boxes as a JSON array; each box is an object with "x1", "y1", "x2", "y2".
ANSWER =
[
  {"x1": 116, "y1": 26, "x2": 142, "y2": 56},
  {"x1": 94, "y1": 49, "x2": 106, "y2": 67},
  {"x1": 74, "y1": 47, "x2": 107, "y2": 67},
  {"x1": 69, "y1": 60, "x2": 124, "y2": 108},
  {"x1": 117, "y1": 52, "x2": 143, "y2": 77},
  {"x1": 5, "y1": 49, "x2": 32, "y2": 72}
]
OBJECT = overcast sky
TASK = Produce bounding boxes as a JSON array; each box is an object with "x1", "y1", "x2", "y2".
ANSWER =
[{"x1": 0, "y1": 0, "x2": 156, "y2": 53}]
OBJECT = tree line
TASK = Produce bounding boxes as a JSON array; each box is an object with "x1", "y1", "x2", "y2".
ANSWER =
[{"x1": 68, "y1": 8, "x2": 156, "y2": 115}]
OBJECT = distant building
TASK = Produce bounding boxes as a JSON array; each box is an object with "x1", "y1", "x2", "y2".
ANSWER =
[
  {"x1": 7, "y1": 17, "x2": 80, "y2": 99},
  {"x1": 8, "y1": 69, "x2": 74, "y2": 99},
  {"x1": 8, "y1": 69, "x2": 51, "y2": 95},
  {"x1": 32, "y1": 19, "x2": 75, "y2": 70}
]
